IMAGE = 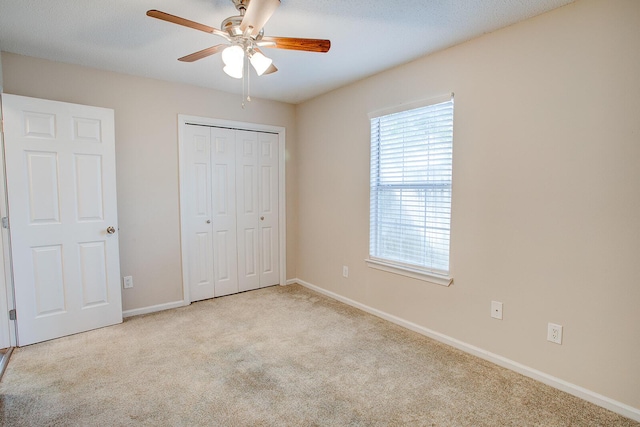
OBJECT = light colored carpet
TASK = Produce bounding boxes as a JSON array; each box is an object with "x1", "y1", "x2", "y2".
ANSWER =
[{"x1": 0, "y1": 284, "x2": 636, "y2": 426}]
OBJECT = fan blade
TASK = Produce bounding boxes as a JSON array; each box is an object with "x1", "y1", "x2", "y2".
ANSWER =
[
  {"x1": 147, "y1": 10, "x2": 230, "y2": 40},
  {"x1": 147, "y1": 10, "x2": 214, "y2": 33},
  {"x1": 260, "y1": 36, "x2": 331, "y2": 53},
  {"x1": 240, "y1": 0, "x2": 280, "y2": 37},
  {"x1": 178, "y1": 45, "x2": 227, "y2": 62}
]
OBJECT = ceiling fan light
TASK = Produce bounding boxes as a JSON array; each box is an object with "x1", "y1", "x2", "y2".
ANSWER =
[
  {"x1": 249, "y1": 51, "x2": 273, "y2": 76},
  {"x1": 223, "y1": 63, "x2": 244, "y2": 79},
  {"x1": 221, "y1": 45, "x2": 244, "y2": 67}
]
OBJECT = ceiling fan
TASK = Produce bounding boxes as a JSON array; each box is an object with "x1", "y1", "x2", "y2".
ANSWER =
[{"x1": 147, "y1": 0, "x2": 331, "y2": 79}]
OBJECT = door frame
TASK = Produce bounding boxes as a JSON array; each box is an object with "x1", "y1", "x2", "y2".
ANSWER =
[
  {"x1": 0, "y1": 94, "x2": 17, "y2": 348},
  {"x1": 177, "y1": 115, "x2": 286, "y2": 303}
]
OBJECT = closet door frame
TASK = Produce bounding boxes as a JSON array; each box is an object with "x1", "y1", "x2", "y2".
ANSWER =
[{"x1": 177, "y1": 115, "x2": 286, "y2": 303}]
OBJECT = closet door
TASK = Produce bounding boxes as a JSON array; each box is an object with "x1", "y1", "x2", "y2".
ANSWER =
[
  {"x1": 236, "y1": 131, "x2": 260, "y2": 292},
  {"x1": 184, "y1": 125, "x2": 215, "y2": 301},
  {"x1": 184, "y1": 124, "x2": 279, "y2": 302},
  {"x1": 185, "y1": 125, "x2": 239, "y2": 300},
  {"x1": 228, "y1": 130, "x2": 280, "y2": 290},
  {"x1": 210, "y1": 127, "x2": 239, "y2": 297},
  {"x1": 258, "y1": 132, "x2": 280, "y2": 287}
]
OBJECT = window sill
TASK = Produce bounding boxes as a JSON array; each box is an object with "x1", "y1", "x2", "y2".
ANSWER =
[{"x1": 365, "y1": 258, "x2": 453, "y2": 287}]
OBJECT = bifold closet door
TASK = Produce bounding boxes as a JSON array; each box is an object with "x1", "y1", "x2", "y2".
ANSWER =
[
  {"x1": 256, "y1": 131, "x2": 279, "y2": 288},
  {"x1": 184, "y1": 124, "x2": 215, "y2": 302},
  {"x1": 184, "y1": 125, "x2": 239, "y2": 301},
  {"x1": 211, "y1": 127, "x2": 240, "y2": 297},
  {"x1": 236, "y1": 131, "x2": 280, "y2": 291},
  {"x1": 184, "y1": 125, "x2": 279, "y2": 302}
]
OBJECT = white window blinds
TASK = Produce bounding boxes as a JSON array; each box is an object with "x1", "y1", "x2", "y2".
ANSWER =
[{"x1": 369, "y1": 97, "x2": 454, "y2": 276}]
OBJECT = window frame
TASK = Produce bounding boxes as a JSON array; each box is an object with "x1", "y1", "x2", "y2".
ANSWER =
[{"x1": 366, "y1": 94, "x2": 454, "y2": 287}]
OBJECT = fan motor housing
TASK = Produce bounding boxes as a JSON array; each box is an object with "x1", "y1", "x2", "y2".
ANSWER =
[
  {"x1": 222, "y1": 15, "x2": 264, "y2": 40},
  {"x1": 222, "y1": 15, "x2": 244, "y2": 36}
]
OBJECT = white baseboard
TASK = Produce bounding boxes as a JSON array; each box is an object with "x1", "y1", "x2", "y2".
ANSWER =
[
  {"x1": 122, "y1": 300, "x2": 188, "y2": 318},
  {"x1": 290, "y1": 278, "x2": 640, "y2": 423}
]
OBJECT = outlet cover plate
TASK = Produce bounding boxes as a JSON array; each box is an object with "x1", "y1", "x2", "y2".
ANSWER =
[
  {"x1": 547, "y1": 323, "x2": 563, "y2": 344},
  {"x1": 123, "y1": 276, "x2": 133, "y2": 289},
  {"x1": 491, "y1": 301, "x2": 503, "y2": 320}
]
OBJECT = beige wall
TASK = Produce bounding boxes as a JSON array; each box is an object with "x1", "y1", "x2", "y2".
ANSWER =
[
  {"x1": 295, "y1": 0, "x2": 640, "y2": 411},
  {"x1": 1, "y1": 0, "x2": 638, "y2": 415},
  {"x1": 1, "y1": 52, "x2": 298, "y2": 311}
]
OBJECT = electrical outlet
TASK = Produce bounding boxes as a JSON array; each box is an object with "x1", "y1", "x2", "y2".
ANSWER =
[
  {"x1": 491, "y1": 301, "x2": 503, "y2": 320},
  {"x1": 547, "y1": 323, "x2": 563, "y2": 344},
  {"x1": 123, "y1": 276, "x2": 133, "y2": 289},
  {"x1": 342, "y1": 265, "x2": 349, "y2": 278}
]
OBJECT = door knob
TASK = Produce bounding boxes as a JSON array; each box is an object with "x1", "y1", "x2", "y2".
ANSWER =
[
  {"x1": 260, "y1": 216, "x2": 265, "y2": 221},
  {"x1": 106, "y1": 226, "x2": 116, "y2": 234},
  {"x1": 206, "y1": 220, "x2": 211, "y2": 224}
]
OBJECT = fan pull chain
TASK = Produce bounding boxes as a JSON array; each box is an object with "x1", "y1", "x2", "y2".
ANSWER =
[
  {"x1": 241, "y1": 55, "x2": 252, "y2": 109},
  {"x1": 247, "y1": 62, "x2": 251, "y2": 103},
  {"x1": 241, "y1": 57, "x2": 246, "y2": 109}
]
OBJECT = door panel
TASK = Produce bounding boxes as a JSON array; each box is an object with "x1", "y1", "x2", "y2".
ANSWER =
[
  {"x1": 23, "y1": 111, "x2": 56, "y2": 138},
  {"x1": 2, "y1": 94, "x2": 122, "y2": 346},
  {"x1": 261, "y1": 227, "x2": 274, "y2": 273},
  {"x1": 261, "y1": 166, "x2": 273, "y2": 214},
  {"x1": 32, "y1": 245, "x2": 65, "y2": 315},
  {"x1": 74, "y1": 154, "x2": 104, "y2": 221},
  {"x1": 78, "y1": 241, "x2": 108, "y2": 307},
  {"x1": 184, "y1": 125, "x2": 215, "y2": 301},
  {"x1": 72, "y1": 117, "x2": 102, "y2": 142},
  {"x1": 211, "y1": 128, "x2": 238, "y2": 297},
  {"x1": 26, "y1": 152, "x2": 61, "y2": 223},
  {"x1": 258, "y1": 132, "x2": 279, "y2": 287},
  {"x1": 236, "y1": 131, "x2": 259, "y2": 292},
  {"x1": 215, "y1": 231, "x2": 230, "y2": 280}
]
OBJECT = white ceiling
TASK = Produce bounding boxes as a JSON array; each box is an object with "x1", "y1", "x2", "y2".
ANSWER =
[{"x1": 0, "y1": 0, "x2": 574, "y2": 104}]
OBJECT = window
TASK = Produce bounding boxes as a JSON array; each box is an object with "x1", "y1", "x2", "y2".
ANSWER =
[{"x1": 368, "y1": 95, "x2": 454, "y2": 285}]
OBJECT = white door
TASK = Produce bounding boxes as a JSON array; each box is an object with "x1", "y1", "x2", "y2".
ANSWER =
[
  {"x1": 211, "y1": 127, "x2": 240, "y2": 297},
  {"x1": 184, "y1": 124, "x2": 215, "y2": 301},
  {"x1": 236, "y1": 130, "x2": 260, "y2": 292},
  {"x1": 184, "y1": 125, "x2": 279, "y2": 302},
  {"x1": 2, "y1": 94, "x2": 122, "y2": 346},
  {"x1": 257, "y1": 131, "x2": 279, "y2": 287},
  {"x1": 184, "y1": 125, "x2": 239, "y2": 301}
]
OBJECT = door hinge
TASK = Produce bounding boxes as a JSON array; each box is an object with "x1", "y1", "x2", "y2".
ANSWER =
[
  {"x1": 9, "y1": 309, "x2": 16, "y2": 321},
  {"x1": 1, "y1": 217, "x2": 8, "y2": 229}
]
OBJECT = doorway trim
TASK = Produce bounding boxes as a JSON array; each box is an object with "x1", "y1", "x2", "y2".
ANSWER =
[
  {"x1": 0, "y1": 94, "x2": 17, "y2": 348},
  {"x1": 177, "y1": 115, "x2": 286, "y2": 303}
]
